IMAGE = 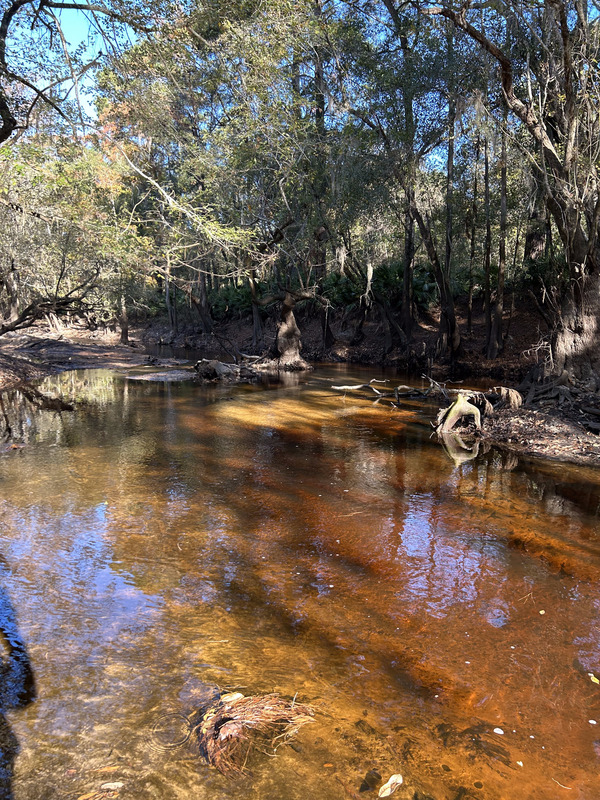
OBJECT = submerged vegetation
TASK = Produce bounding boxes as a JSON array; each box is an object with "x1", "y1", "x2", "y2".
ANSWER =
[{"x1": 192, "y1": 691, "x2": 314, "y2": 776}]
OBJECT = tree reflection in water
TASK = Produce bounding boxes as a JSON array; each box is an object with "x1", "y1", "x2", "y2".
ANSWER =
[{"x1": 0, "y1": 558, "x2": 36, "y2": 799}]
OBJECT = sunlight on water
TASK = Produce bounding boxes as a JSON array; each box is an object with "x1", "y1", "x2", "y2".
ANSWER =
[{"x1": 0, "y1": 367, "x2": 599, "y2": 799}]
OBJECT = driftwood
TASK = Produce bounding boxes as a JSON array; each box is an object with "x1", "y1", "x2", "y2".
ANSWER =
[
  {"x1": 331, "y1": 375, "x2": 450, "y2": 404},
  {"x1": 331, "y1": 377, "x2": 524, "y2": 437},
  {"x1": 332, "y1": 378, "x2": 395, "y2": 397},
  {"x1": 194, "y1": 359, "x2": 259, "y2": 383},
  {"x1": 436, "y1": 392, "x2": 481, "y2": 433}
]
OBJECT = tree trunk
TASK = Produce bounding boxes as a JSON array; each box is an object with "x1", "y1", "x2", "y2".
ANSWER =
[
  {"x1": 198, "y1": 271, "x2": 213, "y2": 333},
  {"x1": 467, "y1": 136, "x2": 480, "y2": 334},
  {"x1": 483, "y1": 134, "x2": 492, "y2": 346},
  {"x1": 248, "y1": 270, "x2": 263, "y2": 349},
  {"x1": 410, "y1": 203, "x2": 461, "y2": 359},
  {"x1": 440, "y1": 25, "x2": 459, "y2": 361},
  {"x1": 445, "y1": 92, "x2": 455, "y2": 311},
  {"x1": 402, "y1": 185, "x2": 415, "y2": 340},
  {"x1": 553, "y1": 257, "x2": 600, "y2": 382},
  {"x1": 523, "y1": 202, "x2": 549, "y2": 266},
  {"x1": 274, "y1": 292, "x2": 310, "y2": 370},
  {"x1": 350, "y1": 299, "x2": 368, "y2": 345},
  {"x1": 399, "y1": 25, "x2": 417, "y2": 342},
  {"x1": 487, "y1": 115, "x2": 507, "y2": 359},
  {"x1": 119, "y1": 292, "x2": 129, "y2": 345},
  {"x1": 321, "y1": 303, "x2": 335, "y2": 350},
  {"x1": 190, "y1": 271, "x2": 213, "y2": 334},
  {"x1": 378, "y1": 300, "x2": 393, "y2": 355},
  {"x1": 165, "y1": 256, "x2": 177, "y2": 334},
  {"x1": 6, "y1": 260, "x2": 19, "y2": 322}
]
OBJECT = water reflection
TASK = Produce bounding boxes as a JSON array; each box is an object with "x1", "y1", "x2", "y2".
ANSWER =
[
  {"x1": 439, "y1": 431, "x2": 481, "y2": 465},
  {"x1": 0, "y1": 368, "x2": 599, "y2": 799},
  {"x1": 0, "y1": 558, "x2": 36, "y2": 799}
]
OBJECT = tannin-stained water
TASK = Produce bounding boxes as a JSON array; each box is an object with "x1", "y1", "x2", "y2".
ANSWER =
[{"x1": 0, "y1": 366, "x2": 599, "y2": 800}]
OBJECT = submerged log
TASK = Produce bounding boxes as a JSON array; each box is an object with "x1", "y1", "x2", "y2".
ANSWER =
[{"x1": 193, "y1": 359, "x2": 259, "y2": 383}]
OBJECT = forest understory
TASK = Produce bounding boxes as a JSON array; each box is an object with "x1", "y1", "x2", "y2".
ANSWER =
[{"x1": 2, "y1": 296, "x2": 600, "y2": 468}]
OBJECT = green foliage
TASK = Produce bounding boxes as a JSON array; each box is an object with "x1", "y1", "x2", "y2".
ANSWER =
[
  {"x1": 372, "y1": 261, "x2": 436, "y2": 311},
  {"x1": 413, "y1": 271, "x2": 437, "y2": 311},
  {"x1": 1, "y1": 0, "x2": 589, "y2": 345},
  {"x1": 372, "y1": 261, "x2": 402, "y2": 299},
  {"x1": 522, "y1": 254, "x2": 569, "y2": 293},
  {"x1": 209, "y1": 283, "x2": 254, "y2": 320},
  {"x1": 0, "y1": 135, "x2": 154, "y2": 328},
  {"x1": 321, "y1": 272, "x2": 361, "y2": 308}
]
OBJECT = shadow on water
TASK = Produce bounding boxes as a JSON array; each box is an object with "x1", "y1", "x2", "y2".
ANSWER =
[
  {"x1": 0, "y1": 558, "x2": 36, "y2": 800},
  {"x1": 1, "y1": 367, "x2": 600, "y2": 798}
]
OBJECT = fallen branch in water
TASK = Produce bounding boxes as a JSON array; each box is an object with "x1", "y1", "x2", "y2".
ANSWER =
[
  {"x1": 332, "y1": 379, "x2": 389, "y2": 392},
  {"x1": 332, "y1": 378, "x2": 428, "y2": 403},
  {"x1": 330, "y1": 377, "x2": 525, "y2": 441},
  {"x1": 18, "y1": 386, "x2": 74, "y2": 411}
]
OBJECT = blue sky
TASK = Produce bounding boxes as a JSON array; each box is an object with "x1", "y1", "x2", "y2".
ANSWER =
[
  {"x1": 47, "y1": 9, "x2": 110, "y2": 121},
  {"x1": 56, "y1": 9, "x2": 94, "y2": 48}
]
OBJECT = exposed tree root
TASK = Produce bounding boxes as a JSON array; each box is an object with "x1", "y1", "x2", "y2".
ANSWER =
[
  {"x1": 436, "y1": 392, "x2": 482, "y2": 433},
  {"x1": 328, "y1": 376, "x2": 600, "y2": 466},
  {"x1": 331, "y1": 377, "x2": 525, "y2": 436},
  {"x1": 191, "y1": 691, "x2": 314, "y2": 776},
  {"x1": 519, "y1": 369, "x2": 572, "y2": 405},
  {"x1": 489, "y1": 386, "x2": 523, "y2": 410},
  {"x1": 254, "y1": 356, "x2": 313, "y2": 372},
  {"x1": 514, "y1": 368, "x2": 600, "y2": 434}
]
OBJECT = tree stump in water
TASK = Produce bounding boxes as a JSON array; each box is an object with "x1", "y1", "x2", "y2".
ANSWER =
[{"x1": 274, "y1": 292, "x2": 311, "y2": 370}]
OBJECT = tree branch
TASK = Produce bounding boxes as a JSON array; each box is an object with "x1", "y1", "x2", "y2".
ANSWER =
[{"x1": 423, "y1": 3, "x2": 564, "y2": 176}]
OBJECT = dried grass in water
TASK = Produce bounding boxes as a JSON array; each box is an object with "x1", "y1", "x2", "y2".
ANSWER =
[{"x1": 193, "y1": 691, "x2": 314, "y2": 775}]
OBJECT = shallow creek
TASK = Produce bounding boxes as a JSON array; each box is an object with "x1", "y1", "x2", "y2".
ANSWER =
[{"x1": 0, "y1": 365, "x2": 599, "y2": 800}]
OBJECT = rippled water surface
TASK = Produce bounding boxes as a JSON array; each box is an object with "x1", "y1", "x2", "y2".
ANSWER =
[{"x1": 0, "y1": 366, "x2": 599, "y2": 800}]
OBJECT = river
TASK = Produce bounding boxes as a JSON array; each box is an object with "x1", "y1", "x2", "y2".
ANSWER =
[{"x1": 0, "y1": 365, "x2": 599, "y2": 799}]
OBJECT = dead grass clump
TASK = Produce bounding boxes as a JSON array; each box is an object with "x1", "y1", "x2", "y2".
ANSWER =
[{"x1": 193, "y1": 691, "x2": 314, "y2": 775}]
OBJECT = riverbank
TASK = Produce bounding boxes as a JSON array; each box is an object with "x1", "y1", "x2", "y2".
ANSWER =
[
  {"x1": 2, "y1": 321, "x2": 600, "y2": 468},
  {"x1": 481, "y1": 405, "x2": 600, "y2": 467},
  {"x1": 0, "y1": 328, "x2": 152, "y2": 391}
]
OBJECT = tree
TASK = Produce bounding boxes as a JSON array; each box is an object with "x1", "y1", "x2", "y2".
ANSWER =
[
  {"x1": 351, "y1": 1, "x2": 478, "y2": 358},
  {"x1": 0, "y1": 135, "x2": 151, "y2": 334},
  {"x1": 425, "y1": 0, "x2": 600, "y2": 380},
  {"x1": 0, "y1": 0, "x2": 161, "y2": 146}
]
